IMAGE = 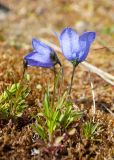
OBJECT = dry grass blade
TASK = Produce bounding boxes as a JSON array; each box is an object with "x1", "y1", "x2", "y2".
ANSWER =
[
  {"x1": 83, "y1": 61, "x2": 114, "y2": 85},
  {"x1": 41, "y1": 39, "x2": 114, "y2": 86}
]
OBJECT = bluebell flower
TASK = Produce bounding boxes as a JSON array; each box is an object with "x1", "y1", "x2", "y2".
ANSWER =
[
  {"x1": 58, "y1": 27, "x2": 96, "y2": 65},
  {"x1": 24, "y1": 38, "x2": 61, "y2": 68}
]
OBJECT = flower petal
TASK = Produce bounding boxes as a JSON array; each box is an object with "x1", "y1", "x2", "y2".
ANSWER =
[
  {"x1": 78, "y1": 47, "x2": 90, "y2": 62},
  {"x1": 59, "y1": 27, "x2": 80, "y2": 60},
  {"x1": 80, "y1": 32, "x2": 96, "y2": 44},
  {"x1": 24, "y1": 51, "x2": 55, "y2": 68},
  {"x1": 78, "y1": 32, "x2": 96, "y2": 62},
  {"x1": 32, "y1": 38, "x2": 53, "y2": 55}
]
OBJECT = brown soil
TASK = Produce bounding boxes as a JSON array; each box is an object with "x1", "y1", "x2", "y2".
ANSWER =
[{"x1": 0, "y1": 0, "x2": 114, "y2": 159}]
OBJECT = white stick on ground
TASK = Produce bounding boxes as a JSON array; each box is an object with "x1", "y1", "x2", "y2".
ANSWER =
[{"x1": 83, "y1": 61, "x2": 114, "y2": 83}]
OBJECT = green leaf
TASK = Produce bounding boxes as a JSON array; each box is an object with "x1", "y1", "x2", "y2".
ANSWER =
[
  {"x1": 43, "y1": 92, "x2": 50, "y2": 118},
  {"x1": 0, "y1": 83, "x2": 29, "y2": 119},
  {"x1": 83, "y1": 121, "x2": 99, "y2": 140},
  {"x1": 31, "y1": 124, "x2": 46, "y2": 140}
]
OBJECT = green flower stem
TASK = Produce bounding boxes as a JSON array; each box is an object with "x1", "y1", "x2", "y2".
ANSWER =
[
  {"x1": 52, "y1": 66, "x2": 56, "y2": 107},
  {"x1": 68, "y1": 65, "x2": 76, "y2": 95},
  {"x1": 52, "y1": 66, "x2": 63, "y2": 107},
  {"x1": 22, "y1": 60, "x2": 28, "y2": 79},
  {"x1": 59, "y1": 66, "x2": 64, "y2": 96},
  {"x1": 68, "y1": 60, "x2": 79, "y2": 95}
]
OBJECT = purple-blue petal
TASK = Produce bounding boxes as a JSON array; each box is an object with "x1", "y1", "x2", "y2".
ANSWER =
[
  {"x1": 24, "y1": 51, "x2": 54, "y2": 68},
  {"x1": 78, "y1": 32, "x2": 96, "y2": 62},
  {"x1": 59, "y1": 27, "x2": 80, "y2": 61},
  {"x1": 78, "y1": 47, "x2": 90, "y2": 62},
  {"x1": 80, "y1": 32, "x2": 96, "y2": 44},
  {"x1": 25, "y1": 59, "x2": 53, "y2": 68},
  {"x1": 32, "y1": 38, "x2": 53, "y2": 55}
]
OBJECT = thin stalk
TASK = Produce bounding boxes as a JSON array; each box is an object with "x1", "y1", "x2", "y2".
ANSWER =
[
  {"x1": 68, "y1": 65, "x2": 76, "y2": 95},
  {"x1": 89, "y1": 70, "x2": 96, "y2": 122},
  {"x1": 52, "y1": 66, "x2": 56, "y2": 107},
  {"x1": 48, "y1": 131, "x2": 53, "y2": 145},
  {"x1": 22, "y1": 66, "x2": 26, "y2": 79},
  {"x1": 22, "y1": 60, "x2": 27, "y2": 80},
  {"x1": 58, "y1": 66, "x2": 64, "y2": 99},
  {"x1": 52, "y1": 66, "x2": 63, "y2": 107}
]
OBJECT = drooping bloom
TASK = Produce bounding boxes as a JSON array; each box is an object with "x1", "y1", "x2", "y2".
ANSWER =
[
  {"x1": 58, "y1": 27, "x2": 96, "y2": 65},
  {"x1": 24, "y1": 38, "x2": 61, "y2": 68}
]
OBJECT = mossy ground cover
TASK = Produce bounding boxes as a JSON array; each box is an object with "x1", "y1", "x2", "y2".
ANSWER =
[{"x1": 0, "y1": 0, "x2": 114, "y2": 159}]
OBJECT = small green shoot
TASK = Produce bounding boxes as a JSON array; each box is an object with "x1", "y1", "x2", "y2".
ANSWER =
[
  {"x1": 0, "y1": 83, "x2": 30, "y2": 119},
  {"x1": 32, "y1": 118, "x2": 47, "y2": 140},
  {"x1": 59, "y1": 101, "x2": 83, "y2": 128},
  {"x1": 32, "y1": 87, "x2": 83, "y2": 143},
  {"x1": 83, "y1": 121, "x2": 99, "y2": 140}
]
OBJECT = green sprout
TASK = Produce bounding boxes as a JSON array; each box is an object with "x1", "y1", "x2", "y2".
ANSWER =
[
  {"x1": 31, "y1": 86, "x2": 83, "y2": 143},
  {"x1": 59, "y1": 101, "x2": 82, "y2": 128},
  {"x1": 83, "y1": 121, "x2": 99, "y2": 140},
  {"x1": 0, "y1": 83, "x2": 30, "y2": 120}
]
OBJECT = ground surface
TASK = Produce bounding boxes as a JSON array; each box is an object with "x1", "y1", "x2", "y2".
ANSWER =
[{"x1": 0, "y1": 0, "x2": 114, "y2": 159}]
